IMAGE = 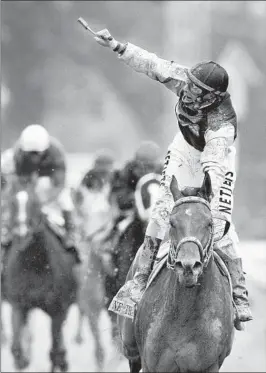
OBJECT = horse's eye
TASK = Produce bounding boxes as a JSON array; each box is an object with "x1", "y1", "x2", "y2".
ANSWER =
[{"x1": 170, "y1": 220, "x2": 175, "y2": 228}]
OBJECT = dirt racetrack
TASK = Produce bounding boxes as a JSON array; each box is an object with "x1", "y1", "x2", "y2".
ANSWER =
[{"x1": 1, "y1": 241, "x2": 266, "y2": 372}]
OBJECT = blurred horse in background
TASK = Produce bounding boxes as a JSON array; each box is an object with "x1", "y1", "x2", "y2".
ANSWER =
[
  {"x1": 71, "y1": 161, "x2": 162, "y2": 369},
  {"x1": 3, "y1": 178, "x2": 78, "y2": 372},
  {"x1": 72, "y1": 169, "x2": 117, "y2": 371},
  {"x1": 1, "y1": 172, "x2": 9, "y2": 346}
]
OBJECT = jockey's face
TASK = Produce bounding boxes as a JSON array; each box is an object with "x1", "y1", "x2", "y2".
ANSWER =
[
  {"x1": 182, "y1": 79, "x2": 218, "y2": 110},
  {"x1": 182, "y1": 79, "x2": 204, "y2": 107},
  {"x1": 27, "y1": 151, "x2": 44, "y2": 164}
]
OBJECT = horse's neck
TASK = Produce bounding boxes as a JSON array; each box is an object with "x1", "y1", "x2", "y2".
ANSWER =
[{"x1": 17, "y1": 225, "x2": 51, "y2": 270}]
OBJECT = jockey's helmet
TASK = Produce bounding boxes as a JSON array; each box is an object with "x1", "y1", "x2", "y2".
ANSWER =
[
  {"x1": 183, "y1": 61, "x2": 229, "y2": 109},
  {"x1": 19, "y1": 124, "x2": 50, "y2": 152},
  {"x1": 93, "y1": 149, "x2": 115, "y2": 171},
  {"x1": 135, "y1": 141, "x2": 161, "y2": 164}
]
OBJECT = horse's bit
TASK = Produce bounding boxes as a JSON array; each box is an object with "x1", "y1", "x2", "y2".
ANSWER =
[{"x1": 167, "y1": 196, "x2": 214, "y2": 270}]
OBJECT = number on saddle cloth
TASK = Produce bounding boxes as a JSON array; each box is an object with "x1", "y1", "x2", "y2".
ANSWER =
[{"x1": 135, "y1": 173, "x2": 161, "y2": 221}]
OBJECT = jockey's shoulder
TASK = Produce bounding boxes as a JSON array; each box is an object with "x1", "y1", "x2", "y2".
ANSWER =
[
  {"x1": 49, "y1": 136, "x2": 66, "y2": 156},
  {"x1": 1, "y1": 147, "x2": 15, "y2": 174},
  {"x1": 43, "y1": 137, "x2": 67, "y2": 170},
  {"x1": 123, "y1": 159, "x2": 138, "y2": 170},
  {"x1": 123, "y1": 159, "x2": 146, "y2": 175},
  {"x1": 207, "y1": 93, "x2": 237, "y2": 132}
]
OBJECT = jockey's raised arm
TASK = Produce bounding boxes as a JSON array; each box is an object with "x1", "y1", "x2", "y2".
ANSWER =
[
  {"x1": 93, "y1": 29, "x2": 188, "y2": 96},
  {"x1": 118, "y1": 43, "x2": 188, "y2": 96}
]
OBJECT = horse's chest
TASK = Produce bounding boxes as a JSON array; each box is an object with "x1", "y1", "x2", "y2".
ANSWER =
[
  {"x1": 174, "y1": 321, "x2": 224, "y2": 369},
  {"x1": 140, "y1": 296, "x2": 227, "y2": 372},
  {"x1": 145, "y1": 319, "x2": 224, "y2": 372}
]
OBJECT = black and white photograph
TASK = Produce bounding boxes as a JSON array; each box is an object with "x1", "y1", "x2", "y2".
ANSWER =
[{"x1": 1, "y1": 1, "x2": 266, "y2": 372}]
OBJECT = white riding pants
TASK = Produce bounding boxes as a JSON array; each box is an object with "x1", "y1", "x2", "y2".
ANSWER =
[{"x1": 146, "y1": 131, "x2": 240, "y2": 259}]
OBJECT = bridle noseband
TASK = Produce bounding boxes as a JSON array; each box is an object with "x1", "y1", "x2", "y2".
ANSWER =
[{"x1": 167, "y1": 196, "x2": 214, "y2": 270}]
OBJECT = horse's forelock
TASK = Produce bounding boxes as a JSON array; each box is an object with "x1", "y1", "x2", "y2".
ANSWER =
[
  {"x1": 181, "y1": 187, "x2": 201, "y2": 197},
  {"x1": 171, "y1": 199, "x2": 212, "y2": 244}
]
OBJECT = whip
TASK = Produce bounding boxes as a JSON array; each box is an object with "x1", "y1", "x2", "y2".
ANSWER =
[{"x1": 77, "y1": 17, "x2": 99, "y2": 37}]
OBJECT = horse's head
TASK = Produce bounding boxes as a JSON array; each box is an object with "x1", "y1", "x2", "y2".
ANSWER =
[
  {"x1": 168, "y1": 173, "x2": 214, "y2": 287},
  {"x1": 9, "y1": 179, "x2": 43, "y2": 244}
]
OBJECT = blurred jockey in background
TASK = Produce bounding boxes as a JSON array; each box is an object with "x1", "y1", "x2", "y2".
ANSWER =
[
  {"x1": 111, "y1": 140, "x2": 163, "y2": 216},
  {"x1": 1, "y1": 124, "x2": 80, "y2": 263},
  {"x1": 93, "y1": 28, "x2": 252, "y2": 326},
  {"x1": 74, "y1": 141, "x2": 162, "y2": 263},
  {"x1": 91, "y1": 148, "x2": 116, "y2": 183},
  {"x1": 75, "y1": 149, "x2": 116, "y2": 243}
]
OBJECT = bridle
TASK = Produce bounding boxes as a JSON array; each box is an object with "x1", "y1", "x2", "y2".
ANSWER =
[{"x1": 167, "y1": 196, "x2": 214, "y2": 270}]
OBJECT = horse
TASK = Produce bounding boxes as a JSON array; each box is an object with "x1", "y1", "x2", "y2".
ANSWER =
[
  {"x1": 72, "y1": 170, "x2": 161, "y2": 368},
  {"x1": 71, "y1": 180, "x2": 115, "y2": 371},
  {"x1": 118, "y1": 174, "x2": 235, "y2": 372},
  {"x1": 3, "y1": 179, "x2": 78, "y2": 372}
]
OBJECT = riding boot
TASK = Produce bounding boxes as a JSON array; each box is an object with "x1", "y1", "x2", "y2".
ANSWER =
[
  {"x1": 226, "y1": 257, "x2": 253, "y2": 325},
  {"x1": 62, "y1": 210, "x2": 81, "y2": 264},
  {"x1": 109, "y1": 235, "x2": 162, "y2": 315},
  {"x1": 129, "y1": 236, "x2": 162, "y2": 303}
]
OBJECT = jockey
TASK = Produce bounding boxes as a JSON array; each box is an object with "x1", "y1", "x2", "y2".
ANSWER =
[
  {"x1": 81, "y1": 148, "x2": 116, "y2": 190},
  {"x1": 75, "y1": 149, "x2": 116, "y2": 244},
  {"x1": 1, "y1": 124, "x2": 80, "y2": 263},
  {"x1": 111, "y1": 141, "x2": 163, "y2": 213},
  {"x1": 92, "y1": 29, "x2": 253, "y2": 325}
]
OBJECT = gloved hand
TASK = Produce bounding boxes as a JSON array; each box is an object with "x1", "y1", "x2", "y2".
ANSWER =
[
  {"x1": 94, "y1": 29, "x2": 119, "y2": 50},
  {"x1": 213, "y1": 217, "x2": 227, "y2": 242}
]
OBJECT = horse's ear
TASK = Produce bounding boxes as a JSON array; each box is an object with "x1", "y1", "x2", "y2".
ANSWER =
[
  {"x1": 199, "y1": 172, "x2": 213, "y2": 202},
  {"x1": 170, "y1": 176, "x2": 182, "y2": 201}
]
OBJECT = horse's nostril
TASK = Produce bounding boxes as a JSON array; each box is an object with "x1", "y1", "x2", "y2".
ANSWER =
[
  {"x1": 176, "y1": 261, "x2": 183, "y2": 270},
  {"x1": 179, "y1": 260, "x2": 202, "y2": 272},
  {"x1": 193, "y1": 261, "x2": 202, "y2": 271}
]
